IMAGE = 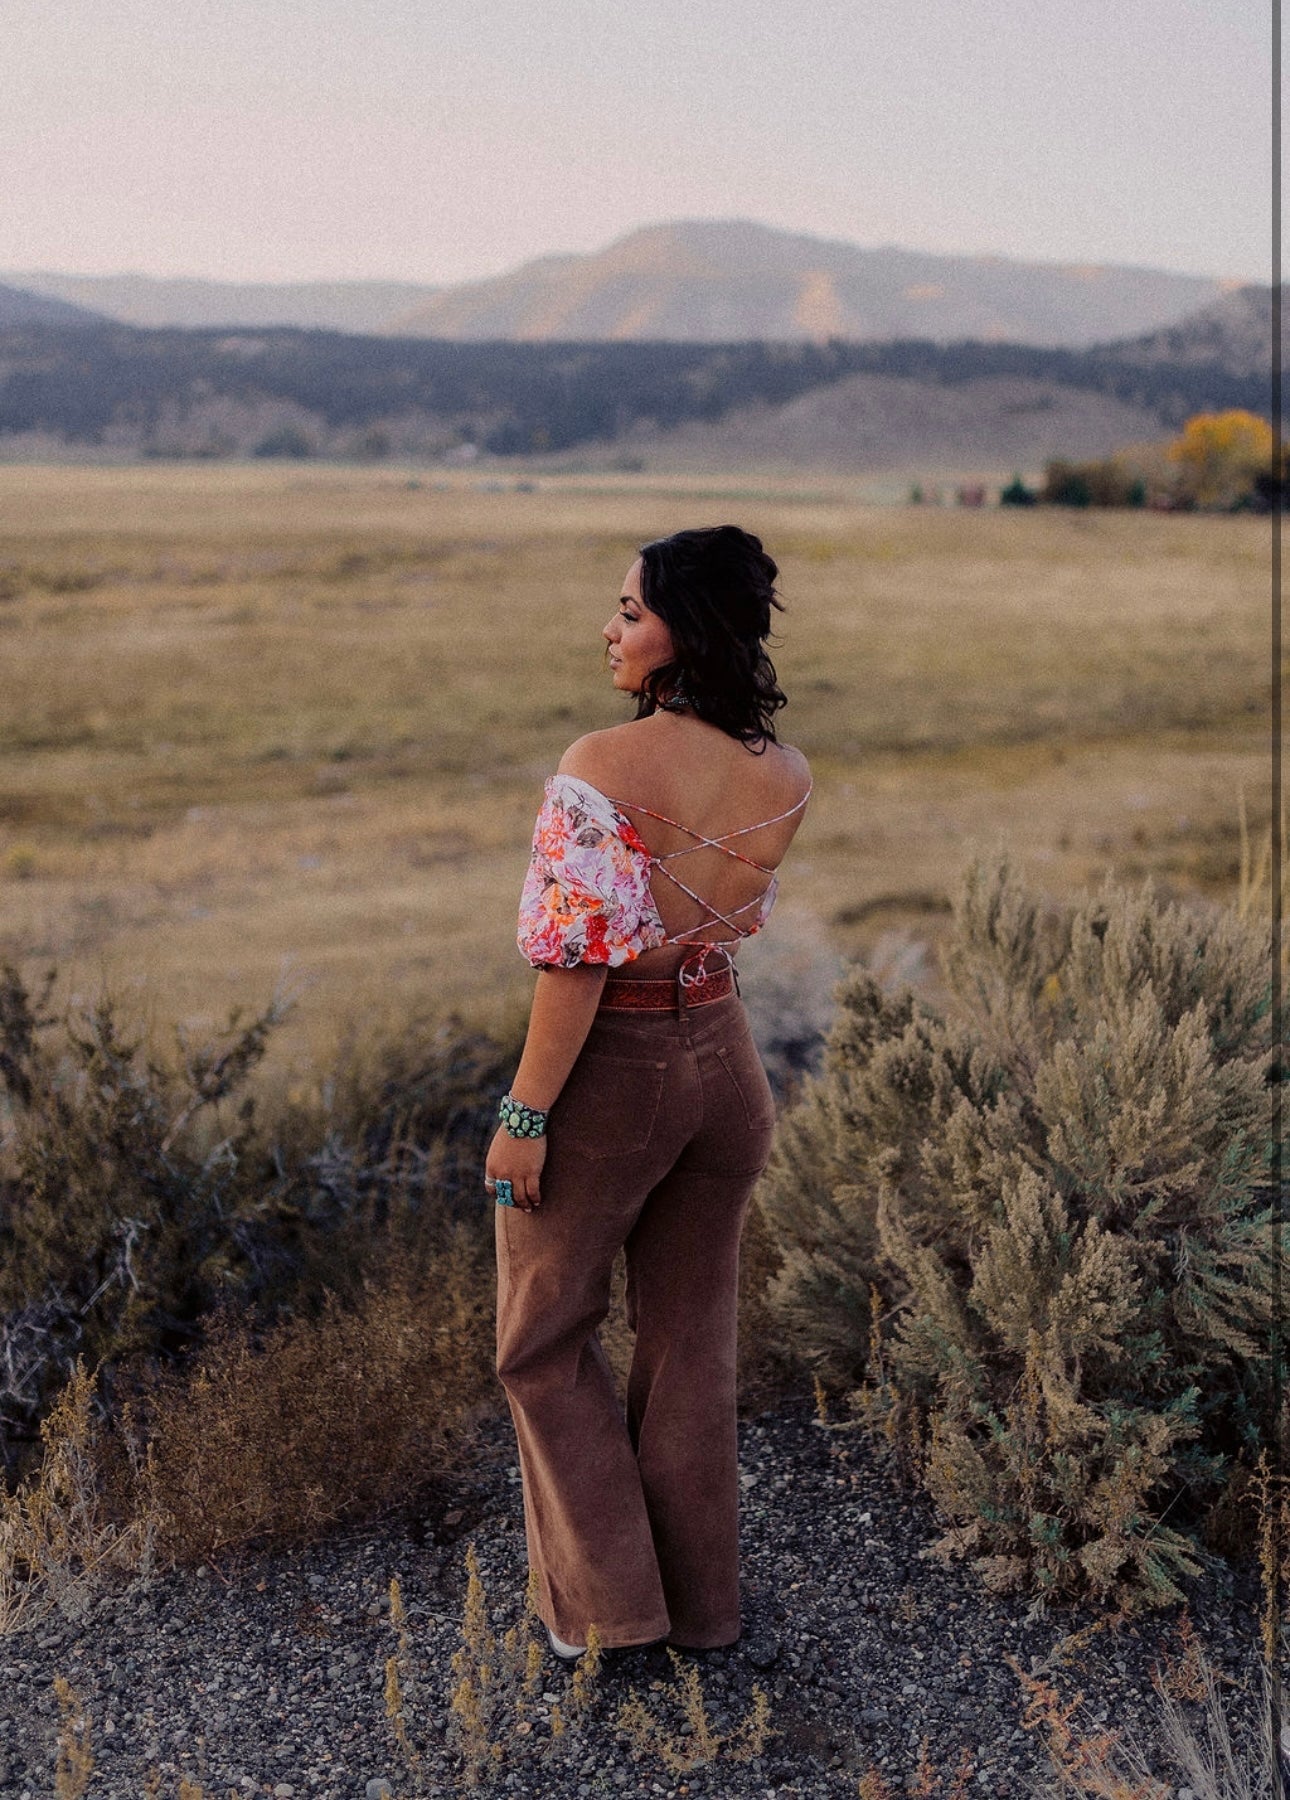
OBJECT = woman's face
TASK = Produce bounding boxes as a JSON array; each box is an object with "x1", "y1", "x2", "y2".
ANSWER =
[{"x1": 602, "y1": 557, "x2": 675, "y2": 695}]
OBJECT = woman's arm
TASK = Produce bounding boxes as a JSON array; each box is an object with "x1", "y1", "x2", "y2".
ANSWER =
[{"x1": 484, "y1": 963, "x2": 608, "y2": 1213}]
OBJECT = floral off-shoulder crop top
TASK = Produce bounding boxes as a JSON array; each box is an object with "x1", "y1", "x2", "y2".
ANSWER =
[{"x1": 516, "y1": 772, "x2": 812, "y2": 971}]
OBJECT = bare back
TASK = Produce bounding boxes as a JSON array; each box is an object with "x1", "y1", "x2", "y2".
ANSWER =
[{"x1": 558, "y1": 710, "x2": 811, "y2": 976}]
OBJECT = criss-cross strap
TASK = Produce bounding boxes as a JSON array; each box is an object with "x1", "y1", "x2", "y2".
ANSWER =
[
  {"x1": 608, "y1": 780, "x2": 812, "y2": 948},
  {"x1": 612, "y1": 784, "x2": 812, "y2": 867}
]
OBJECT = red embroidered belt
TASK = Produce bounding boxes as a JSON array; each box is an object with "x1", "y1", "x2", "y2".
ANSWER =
[{"x1": 600, "y1": 963, "x2": 737, "y2": 1012}]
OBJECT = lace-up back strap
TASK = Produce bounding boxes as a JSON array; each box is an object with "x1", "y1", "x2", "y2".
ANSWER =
[
  {"x1": 609, "y1": 780, "x2": 812, "y2": 948},
  {"x1": 612, "y1": 782, "x2": 813, "y2": 869}
]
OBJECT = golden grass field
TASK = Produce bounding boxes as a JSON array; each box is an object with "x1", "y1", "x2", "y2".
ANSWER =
[{"x1": 0, "y1": 461, "x2": 1274, "y2": 1094}]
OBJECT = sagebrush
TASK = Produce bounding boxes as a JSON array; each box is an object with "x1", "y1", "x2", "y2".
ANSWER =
[
  {"x1": 0, "y1": 957, "x2": 519, "y2": 1485},
  {"x1": 760, "y1": 854, "x2": 1282, "y2": 1609}
]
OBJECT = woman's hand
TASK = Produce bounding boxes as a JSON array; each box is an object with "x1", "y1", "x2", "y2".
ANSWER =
[
  {"x1": 486, "y1": 967, "x2": 607, "y2": 1216},
  {"x1": 486, "y1": 1124, "x2": 547, "y2": 1213}
]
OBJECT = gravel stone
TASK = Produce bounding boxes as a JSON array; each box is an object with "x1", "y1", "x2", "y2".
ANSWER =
[{"x1": 0, "y1": 1396, "x2": 1278, "y2": 1798}]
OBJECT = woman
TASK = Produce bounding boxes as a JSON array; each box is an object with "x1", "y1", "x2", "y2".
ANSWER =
[{"x1": 486, "y1": 524, "x2": 811, "y2": 1663}]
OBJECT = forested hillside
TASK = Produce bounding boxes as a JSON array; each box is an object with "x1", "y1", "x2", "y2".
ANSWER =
[{"x1": 0, "y1": 318, "x2": 1268, "y2": 460}]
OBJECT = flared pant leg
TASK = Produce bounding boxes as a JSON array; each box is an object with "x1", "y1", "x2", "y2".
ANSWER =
[
  {"x1": 493, "y1": 994, "x2": 775, "y2": 1651},
  {"x1": 623, "y1": 1162, "x2": 761, "y2": 1647},
  {"x1": 495, "y1": 1149, "x2": 674, "y2": 1647}
]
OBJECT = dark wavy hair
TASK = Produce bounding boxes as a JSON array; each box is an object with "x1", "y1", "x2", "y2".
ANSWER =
[{"x1": 633, "y1": 525, "x2": 788, "y2": 747}]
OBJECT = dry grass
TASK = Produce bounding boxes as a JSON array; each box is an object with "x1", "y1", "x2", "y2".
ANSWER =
[
  {"x1": 102, "y1": 1230, "x2": 498, "y2": 1568},
  {"x1": 855, "y1": 1743, "x2": 976, "y2": 1797},
  {"x1": 0, "y1": 1228, "x2": 497, "y2": 1630},
  {"x1": 1012, "y1": 1629, "x2": 1282, "y2": 1800},
  {"x1": 615, "y1": 1650, "x2": 774, "y2": 1773},
  {"x1": 0, "y1": 463, "x2": 1271, "y2": 1087},
  {"x1": 1236, "y1": 784, "x2": 1287, "y2": 971},
  {"x1": 405, "y1": 1535, "x2": 772, "y2": 1790},
  {"x1": 0, "y1": 1360, "x2": 148, "y2": 1632},
  {"x1": 51, "y1": 1672, "x2": 94, "y2": 1800}
]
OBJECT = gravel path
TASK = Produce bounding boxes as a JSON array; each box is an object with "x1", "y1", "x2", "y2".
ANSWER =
[{"x1": 0, "y1": 1392, "x2": 1275, "y2": 1799}]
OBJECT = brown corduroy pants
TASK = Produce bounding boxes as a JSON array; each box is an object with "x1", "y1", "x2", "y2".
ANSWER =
[{"x1": 494, "y1": 987, "x2": 776, "y2": 1650}]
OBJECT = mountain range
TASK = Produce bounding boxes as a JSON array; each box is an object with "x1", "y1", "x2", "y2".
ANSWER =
[
  {"x1": 2, "y1": 219, "x2": 1235, "y2": 348},
  {"x1": 0, "y1": 225, "x2": 1274, "y2": 472}
]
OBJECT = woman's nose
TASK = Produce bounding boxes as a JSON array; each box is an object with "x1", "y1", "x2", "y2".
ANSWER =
[{"x1": 603, "y1": 618, "x2": 618, "y2": 642}]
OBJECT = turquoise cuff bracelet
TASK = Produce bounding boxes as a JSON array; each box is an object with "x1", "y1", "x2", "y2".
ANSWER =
[{"x1": 499, "y1": 1091, "x2": 548, "y2": 1139}]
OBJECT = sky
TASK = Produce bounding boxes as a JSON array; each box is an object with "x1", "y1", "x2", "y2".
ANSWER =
[{"x1": 1, "y1": 0, "x2": 1276, "y2": 287}]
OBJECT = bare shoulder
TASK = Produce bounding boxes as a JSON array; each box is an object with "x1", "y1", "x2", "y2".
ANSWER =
[
  {"x1": 767, "y1": 738, "x2": 812, "y2": 801},
  {"x1": 556, "y1": 723, "x2": 645, "y2": 785}
]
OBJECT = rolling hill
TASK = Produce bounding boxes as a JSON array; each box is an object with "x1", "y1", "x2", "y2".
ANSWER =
[
  {"x1": 0, "y1": 273, "x2": 439, "y2": 335},
  {"x1": 578, "y1": 371, "x2": 1169, "y2": 475},
  {"x1": 1106, "y1": 282, "x2": 1283, "y2": 380},
  {"x1": 0, "y1": 282, "x2": 103, "y2": 328},
  {"x1": 4, "y1": 221, "x2": 1232, "y2": 347},
  {"x1": 388, "y1": 220, "x2": 1229, "y2": 348}
]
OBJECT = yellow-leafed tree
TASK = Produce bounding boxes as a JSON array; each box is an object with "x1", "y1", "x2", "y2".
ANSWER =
[{"x1": 1168, "y1": 408, "x2": 1276, "y2": 508}]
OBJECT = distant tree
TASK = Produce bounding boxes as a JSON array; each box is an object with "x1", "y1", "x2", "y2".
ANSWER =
[
  {"x1": 1084, "y1": 461, "x2": 1144, "y2": 507},
  {"x1": 1252, "y1": 453, "x2": 1288, "y2": 512},
  {"x1": 354, "y1": 426, "x2": 391, "y2": 460},
  {"x1": 1042, "y1": 460, "x2": 1092, "y2": 507},
  {"x1": 1168, "y1": 408, "x2": 1276, "y2": 509},
  {"x1": 999, "y1": 474, "x2": 1037, "y2": 507},
  {"x1": 1041, "y1": 457, "x2": 1144, "y2": 508},
  {"x1": 253, "y1": 425, "x2": 314, "y2": 459}
]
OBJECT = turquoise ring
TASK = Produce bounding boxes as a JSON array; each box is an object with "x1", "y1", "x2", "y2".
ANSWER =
[{"x1": 494, "y1": 1178, "x2": 515, "y2": 1207}]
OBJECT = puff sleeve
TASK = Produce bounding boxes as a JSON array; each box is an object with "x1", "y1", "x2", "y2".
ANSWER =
[{"x1": 517, "y1": 775, "x2": 665, "y2": 969}]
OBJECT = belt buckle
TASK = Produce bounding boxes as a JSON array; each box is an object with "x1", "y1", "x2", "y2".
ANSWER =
[{"x1": 678, "y1": 944, "x2": 727, "y2": 1008}]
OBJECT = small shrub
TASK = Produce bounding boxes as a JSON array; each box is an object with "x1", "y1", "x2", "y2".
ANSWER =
[
  {"x1": 856, "y1": 1743, "x2": 975, "y2": 1796},
  {"x1": 0, "y1": 1360, "x2": 145, "y2": 1632},
  {"x1": 1042, "y1": 460, "x2": 1092, "y2": 506},
  {"x1": 760, "y1": 855, "x2": 1281, "y2": 1610},
  {"x1": 52, "y1": 1672, "x2": 94, "y2": 1800},
  {"x1": 0, "y1": 960, "x2": 520, "y2": 1486},
  {"x1": 103, "y1": 1230, "x2": 497, "y2": 1564},
  {"x1": 616, "y1": 1649, "x2": 774, "y2": 1774},
  {"x1": 0, "y1": 965, "x2": 300, "y2": 1477},
  {"x1": 1017, "y1": 1636, "x2": 1279, "y2": 1799},
  {"x1": 441, "y1": 1543, "x2": 601, "y2": 1788}
]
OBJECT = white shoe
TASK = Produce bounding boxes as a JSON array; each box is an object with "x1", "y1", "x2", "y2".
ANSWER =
[{"x1": 546, "y1": 1623, "x2": 587, "y2": 1663}]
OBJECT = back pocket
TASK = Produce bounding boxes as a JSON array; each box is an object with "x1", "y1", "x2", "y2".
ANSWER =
[
  {"x1": 549, "y1": 1048, "x2": 668, "y2": 1160},
  {"x1": 714, "y1": 1041, "x2": 777, "y2": 1134}
]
